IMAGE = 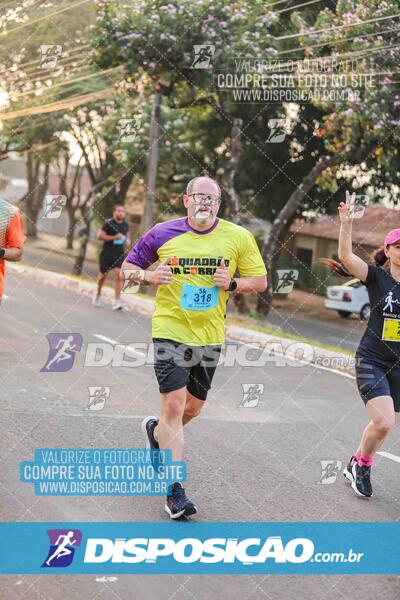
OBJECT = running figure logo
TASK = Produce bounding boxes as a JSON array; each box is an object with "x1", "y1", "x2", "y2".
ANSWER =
[
  {"x1": 239, "y1": 383, "x2": 264, "y2": 408},
  {"x1": 266, "y1": 118, "x2": 290, "y2": 144},
  {"x1": 191, "y1": 45, "x2": 215, "y2": 69},
  {"x1": 121, "y1": 269, "x2": 140, "y2": 294},
  {"x1": 318, "y1": 460, "x2": 342, "y2": 484},
  {"x1": 41, "y1": 333, "x2": 83, "y2": 372},
  {"x1": 39, "y1": 45, "x2": 62, "y2": 69},
  {"x1": 275, "y1": 269, "x2": 299, "y2": 294},
  {"x1": 383, "y1": 291, "x2": 400, "y2": 313},
  {"x1": 117, "y1": 117, "x2": 141, "y2": 143},
  {"x1": 42, "y1": 195, "x2": 67, "y2": 219},
  {"x1": 85, "y1": 386, "x2": 110, "y2": 411},
  {"x1": 41, "y1": 529, "x2": 82, "y2": 568}
]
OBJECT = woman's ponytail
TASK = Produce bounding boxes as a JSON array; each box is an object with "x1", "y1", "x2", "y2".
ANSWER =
[
  {"x1": 318, "y1": 258, "x2": 350, "y2": 277},
  {"x1": 372, "y1": 247, "x2": 387, "y2": 267},
  {"x1": 320, "y1": 246, "x2": 388, "y2": 277}
]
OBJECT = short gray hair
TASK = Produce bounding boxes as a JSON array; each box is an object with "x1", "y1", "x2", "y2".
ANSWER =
[{"x1": 186, "y1": 176, "x2": 221, "y2": 198}]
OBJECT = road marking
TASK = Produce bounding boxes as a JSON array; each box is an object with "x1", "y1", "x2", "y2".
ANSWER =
[
  {"x1": 93, "y1": 334, "x2": 147, "y2": 356},
  {"x1": 377, "y1": 451, "x2": 400, "y2": 464},
  {"x1": 239, "y1": 342, "x2": 355, "y2": 380}
]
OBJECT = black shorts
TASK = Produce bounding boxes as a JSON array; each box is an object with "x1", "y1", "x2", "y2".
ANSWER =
[
  {"x1": 355, "y1": 355, "x2": 400, "y2": 412},
  {"x1": 152, "y1": 338, "x2": 222, "y2": 401},
  {"x1": 99, "y1": 254, "x2": 124, "y2": 273}
]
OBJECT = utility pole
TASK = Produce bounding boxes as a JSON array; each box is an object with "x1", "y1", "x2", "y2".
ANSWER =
[{"x1": 142, "y1": 90, "x2": 161, "y2": 231}]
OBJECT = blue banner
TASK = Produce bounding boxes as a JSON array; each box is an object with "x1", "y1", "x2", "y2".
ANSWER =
[{"x1": 0, "y1": 522, "x2": 399, "y2": 574}]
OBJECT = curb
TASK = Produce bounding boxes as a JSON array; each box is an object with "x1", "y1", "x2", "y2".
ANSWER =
[
  {"x1": 225, "y1": 325, "x2": 355, "y2": 378},
  {"x1": 9, "y1": 263, "x2": 154, "y2": 316},
  {"x1": 9, "y1": 263, "x2": 355, "y2": 377}
]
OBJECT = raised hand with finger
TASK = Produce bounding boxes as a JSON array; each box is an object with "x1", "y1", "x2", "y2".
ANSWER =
[{"x1": 339, "y1": 190, "x2": 357, "y2": 223}]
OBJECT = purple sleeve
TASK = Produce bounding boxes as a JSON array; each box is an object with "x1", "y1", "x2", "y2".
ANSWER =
[{"x1": 125, "y1": 226, "x2": 159, "y2": 269}]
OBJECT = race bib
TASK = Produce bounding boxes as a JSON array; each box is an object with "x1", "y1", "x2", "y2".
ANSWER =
[
  {"x1": 113, "y1": 234, "x2": 126, "y2": 245},
  {"x1": 180, "y1": 284, "x2": 219, "y2": 311},
  {"x1": 382, "y1": 318, "x2": 400, "y2": 342}
]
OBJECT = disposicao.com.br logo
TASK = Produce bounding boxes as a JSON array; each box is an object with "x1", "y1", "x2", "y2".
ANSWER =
[
  {"x1": 83, "y1": 536, "x2": 362, "y2": 565},
  {"x1": 0, "y1": 522, "x2": 387, "y2": 574}
]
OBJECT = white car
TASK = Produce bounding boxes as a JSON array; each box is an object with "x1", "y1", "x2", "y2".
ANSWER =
[{"x1": 325, "y1": 278, "x2": 370, "y2": 320}]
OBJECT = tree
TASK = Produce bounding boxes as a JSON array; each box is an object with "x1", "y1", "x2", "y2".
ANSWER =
[
  {"x1": 91, "y1": 0, "x2": 400, "y2": 319},
  {"x1": 54, "y1": 148, "x2": 85, "y2": 249},
  {"x1": 256, "y1": 0, "x2": 400, "y2": 315}
]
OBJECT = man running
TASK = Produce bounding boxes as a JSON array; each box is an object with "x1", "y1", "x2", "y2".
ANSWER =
[
  {"x1": 324, "y1": 191, "x2": 400, "y2": 498},
  {"x1": 93, "y1": 204, "x2": 131, "y2": 310},
  {"x1": 122, "y1": 175, "x2": 267, "y2": 519},
  {"x1": 0, "y1": 198, "x2": 25, "y2": 306}
]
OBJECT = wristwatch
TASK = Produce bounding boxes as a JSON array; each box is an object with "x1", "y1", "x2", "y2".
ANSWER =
[
  {"x1": 0, "y1": 248, "x2": 5, "y2": 258},
  {"x1": 227, "y1": 278, "x2": 238, "y2": 292}
]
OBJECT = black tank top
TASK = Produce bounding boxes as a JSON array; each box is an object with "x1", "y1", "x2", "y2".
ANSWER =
[{"x1": 357, "y1": 264, "x2": 400, "y2": 367}]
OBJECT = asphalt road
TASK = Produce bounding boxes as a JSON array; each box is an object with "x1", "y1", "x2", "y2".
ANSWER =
[{"x1": 1, "y1": 271, "x2": 400, "y2": 599}]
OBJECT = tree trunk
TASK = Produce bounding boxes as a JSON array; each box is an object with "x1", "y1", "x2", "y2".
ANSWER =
[
  {"x1": 66, "y1": 206, "x2": 76, "y2": 250},
  {"x1": 220, "y1": 117, "x2": 250, "y2": 314},
  {"x1": 256, "y1": 154, "x2": 340, "y2": 318},
  {"x1": 73, "y1": 207, "x2": 92, "y2": 276},
  {"x1": 142, "y1": 91, "x2": 161, "y2": 232},
  {"x1": 72, "y1": 180, "x2": 107, "y2": 275},
  {"x1": 222, "y1": 117, "x2": 242, "y2": 222},
  {"x1": 233, "y1": 294, "x2": 251, "y2": 314},
  {"x1": 25, "y1": 203, "x2": 40, "y2": 238},
  {"x1": 24, "y1": 156, "x2": 50, "y2": 239}
]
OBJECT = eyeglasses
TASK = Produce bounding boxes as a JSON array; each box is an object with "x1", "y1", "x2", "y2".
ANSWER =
[{"x1": 188, "y1": 193, "x2": 220, "y2": 205}]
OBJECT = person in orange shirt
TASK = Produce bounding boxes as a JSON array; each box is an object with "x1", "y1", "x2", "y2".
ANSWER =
[{"x1": 0, "y1": 199, "x2": 25, "y2": 304}]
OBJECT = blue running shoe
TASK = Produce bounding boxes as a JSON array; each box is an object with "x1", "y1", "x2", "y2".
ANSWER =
[{"x1": 165, "y1": 483, "x2": 197, "y2": 520}]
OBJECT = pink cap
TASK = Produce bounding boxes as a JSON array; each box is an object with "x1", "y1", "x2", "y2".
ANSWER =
[{"x1": 384, "y1": 229, "x2": 400, "y2": 247}]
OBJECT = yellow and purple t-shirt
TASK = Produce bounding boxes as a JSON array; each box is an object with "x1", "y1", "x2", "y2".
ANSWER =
[{"x1": 126, "y1": 217, "x2": 267, "y2": 346}]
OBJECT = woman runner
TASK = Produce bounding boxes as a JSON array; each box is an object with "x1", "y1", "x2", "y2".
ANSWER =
[{"x1": 323, "y1": 191, "x2": 400, "y2": 498}]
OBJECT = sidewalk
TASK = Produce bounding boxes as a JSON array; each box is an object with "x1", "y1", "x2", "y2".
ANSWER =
[
  {"x1": 24, "y1": 232, "x2": 99, "y2": 263},
  {"x1": 23, "y1": 233, "x2": 100, "y2": 282}
]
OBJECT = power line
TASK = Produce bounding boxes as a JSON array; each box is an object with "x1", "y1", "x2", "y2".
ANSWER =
[
  {"x1": 275, "y1": 12, "x2": 400, "y2": 40},
  {"x1": 275, "y1": 0, "x2": 323, "y2": 15},
  {"x1": 275, "y1": 27, "x2": 400, "y2": 54},
  {"x1": 0, "y1": 41, "x2": 91, "y2": 76},
  {"x1": 0, "y1": 0, "x2": 39, "y2": 11},
  {"x1": 4, "y1": 59, "x2": 92, "y2": 92},
  {"x1": 267, "y1": 0, "x2": 299, "y2": 7},
  {"x1": 11, "y1": 66, "x2": 123, "y2": 101},
  {"x1": 0, "y1": 87, "x2": 115, "y2": 120},
  {"x1": 0, "y1": 0, "x2": 91, "y2": 36},
  {"x1": 264, "y1": 43, "x2": 400, "y2": 76}
]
